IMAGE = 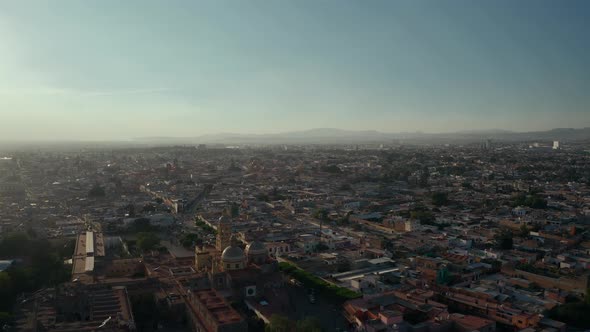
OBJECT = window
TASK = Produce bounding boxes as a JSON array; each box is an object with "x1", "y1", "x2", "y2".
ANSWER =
[
  {"x1": 226, "y1": 264, "x2": 230, "y2": 269},
  {"x1": 235, "y1": 263, "x2": 239, "y2": 268}
]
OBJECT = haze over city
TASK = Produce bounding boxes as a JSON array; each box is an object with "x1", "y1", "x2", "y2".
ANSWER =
[
  {"x1": 4, "y1": 2, "x2": 590, "y2": 332},
  {"x1": 1, "y1": 0, "x2": 589, "y2": 141}
]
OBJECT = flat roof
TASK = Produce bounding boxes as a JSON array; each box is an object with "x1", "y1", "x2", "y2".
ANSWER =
[
  {"x1": 450, "y1": 313, "x2": 494, "y2": 330},
  {"x1": 194, "y1": 289, "x2": 243, "y2": 325},
  {"x1": 94, "y1": 232, "x2": 105, "y2": 257},
  {"x1": 369, "y1": 257, "x2": 394, "y2": 265},
  {"x1": 72, "y1": 256, "x2": 87, "y2": 275},
  {"x1": 86, "y1": 231, "x2": 94, "y2": 256},
  {"x1": 84, "y1": 256, "x2": 95, "y2": 272},
  {"x1": 75, "y1": 234, "x2": 87, "y2": 256}
]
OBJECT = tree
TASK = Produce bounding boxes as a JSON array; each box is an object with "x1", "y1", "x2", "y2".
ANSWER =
[
  {"x1": 127, "y1": 204, "x2": 136, "y2": 217},
  {"x1": 0, "y1": 311, "x2": 11, "y2": 327},
  {"x1": 181, "y1": 233, "x2": 201, "y2": 248},
  {"x1": 336, "y1": 211, "x2": 352, "y2": 226},
  {"x1": 266, "y1": 314, "x2": 292, "y2": 332},
  {"x1": 336, "y1": 260, "x2": 351, "y2": 273},
  {"x1": 296, "y1": 317, "x2": 322, "y2": 332},
  {"x1": 313, "y1": 209, "x2": 329, "y2": 221},
  {"x1": 519, "y1": 224, "x2": 529, "y2": 237},
  {"x1": 0, "y1": 236, "x2": 71, "y2": 316},
  {"x1": 30, "y1": 249, "x2": 69, "y2": 287},
  {"x1": 130, "y1": 218, "x2": 155, "y2": 233},
  {"x1": 546, "y1": 297, "x2": 590, "y2": 329},
  {"x1": 0, "y1": 272, "x2": 13, "y2": 312},
  {"x1": 431, "y1": 192, "x2": 449, "y2": 206},
  {"x1": 278, "y1": 262, "x2": 360, "y2": 301},
  {"x1": 195, "y1": 221, "x2": 216, "y2": 234},
  {"x1": 495, "y1": 230, "x2": 513, "y2": 250},
  {"x1": 419, "y1": 169, "x2": 430, "y2": 187},
  {"x1": 315, "y1": 243, "x2": 329, "y2": 252},
  {"x1": 0, "y1": 232, "x2": 30, "y2": 257},
  {"x1": 88, "y1": 184, "x2": 106, "y2": 198},
  {"x1": 6, "y1": 267, "x2": 33, "y2": 294},
  {"x1": 230, "y1": 203, "x2": 240, "y2": 218},
  {"x1": 526, "y1": 195, "x2": 547, "y2": 209},
  {"x1": 137, "y1": 232, "x2": 160, "y2": 252},
  {"x1": 321, "y1": 165, "x2": 341, "y2": 174},
  {"x1": 410, "y1": 208, "x2": 435, "y2": 224},
  {"x1": 142, "y1": 203, "x2": 157, "y2": 213},
  {"x1": 26, "y1": 227, "x2": 37, "y2": 239},
  {"x1": 339, "y1": 183, "x2": 352, "y2": 191},
  {"x1": 512, "y1": 193, "x2": 547, "y2": 209},
  {"x1": 131, "y1": 293, "x2": 159, "y2": 331},
  {"x1": 256, "y1": 193, "x2": 270, "y2": 202}
]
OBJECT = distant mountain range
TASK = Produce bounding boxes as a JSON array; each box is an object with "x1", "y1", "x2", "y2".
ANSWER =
[{"x1": 136, "y1": 127, "x2": 590, "y2": 145}]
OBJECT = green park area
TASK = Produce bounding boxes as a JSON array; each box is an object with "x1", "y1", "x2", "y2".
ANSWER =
[
  {"x1": 0, "y1": 233, "x2": 74, "y2": 325},
  {"x1": 279, "y1": 261, "x2": 360, "y2": 302}
]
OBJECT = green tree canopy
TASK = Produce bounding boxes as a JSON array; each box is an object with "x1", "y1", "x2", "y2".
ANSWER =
[
  {"x1": 296, "y1": 317, "x2": 322, "y2": 332},
  {"x1": 88, "y1": 184, "x2": 106, "y2": 198},
  {"x1": 546, "y1": 294, "x2": 590, "y2": 329},
  {"x1": 137, "y1": 232, "x2": 160, "y2": 252},
  {"x1": 321, "y1": 165, "x2": 341, "y2": 174},
  {"x1": 181, "y1": 233, "x2": 201, "y2": 248},
  {"x1": 266, "y1": 314, "x2": 292, "y2": 332},
  {"x1": 512, "y1": 193, "x2": 547, "y2": 209},
  {"x1": 0, "y1": 233, "x2": 30, "y2": 257},
  {"x1": 431, "y1": 192, "x2": 449, "y2": 206},
  {"x1": 313, "y1": 208, "x2": 329, "y2": 221},
  {"x1": 495, "y1": 229, "x2": 513, "y2": 250},
  {"x1": 0, "y1": 236, "x2": 70, "y2": 314},
  {"x1": 230, "y1": 203, "x2": 240, "y2": 217}
]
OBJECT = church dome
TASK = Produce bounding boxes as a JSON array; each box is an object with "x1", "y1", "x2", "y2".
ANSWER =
[
  {"x1": 221, "y1": 246, "x2": 245, "y2": 263},
  {"x1": 245, "y1": 241, "x2": 267, "y2": 256}
]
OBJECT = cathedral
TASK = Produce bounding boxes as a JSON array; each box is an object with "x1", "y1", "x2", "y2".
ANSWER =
[{"x1": 194, "y1": 215, "x2": 283, "y2": 298}]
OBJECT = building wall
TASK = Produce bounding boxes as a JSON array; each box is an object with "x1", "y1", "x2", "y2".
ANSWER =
[
  {"x1": 195, "y1": 250, "x2": 212, "y2": 271},
  {"x1": 503, "y1": 266, "x2": 589, "y2": 294},
  {"x1": 216, "y1": 223, "x2": 231, "y2": 251},
  {"x1": 105, "y1": 259, "x2": 144, "y2": 277},
  {"x1": 267, "y1": 243, "x2": 290, "y2": 256}
]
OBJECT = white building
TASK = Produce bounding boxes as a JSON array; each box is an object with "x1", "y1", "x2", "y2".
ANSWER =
[
  {"x1": 266, "y1": 242, "x2": 291, "y2": 257},
  {"x1": 512, "y1": 206, "x2": 527, "y2": 217}
]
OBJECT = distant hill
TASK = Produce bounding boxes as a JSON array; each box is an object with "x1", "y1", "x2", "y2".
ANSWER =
[{"x1": 135, "y1": 127, "x2": 590, "y2": 145}]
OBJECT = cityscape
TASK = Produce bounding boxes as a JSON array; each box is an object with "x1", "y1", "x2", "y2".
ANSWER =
[
  {"x1": 1, "y1": 135, "x2": 590, "y2": 331},
  {"x1": 1, "y1": 1, "x2": 590, "y2": 332}
]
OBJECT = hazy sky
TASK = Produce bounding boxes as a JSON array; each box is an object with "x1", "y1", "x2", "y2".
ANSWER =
[{"x1": 1, "y1": 0, "x2": 589, "y2": 140}]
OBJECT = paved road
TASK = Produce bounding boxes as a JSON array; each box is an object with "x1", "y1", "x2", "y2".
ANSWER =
[{"x1": 161, "y1": 240, "x2": 194, "y2": 258}]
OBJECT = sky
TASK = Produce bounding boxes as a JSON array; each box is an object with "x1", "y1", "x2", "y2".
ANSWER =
[{"x1": 1, "y1": 0, "x2": 589, "y2": 140}]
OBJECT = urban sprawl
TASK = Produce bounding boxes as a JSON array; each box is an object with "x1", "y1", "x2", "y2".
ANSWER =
[{"x1": 1, "y1": 140, "x2": 590, "y2": 332}]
